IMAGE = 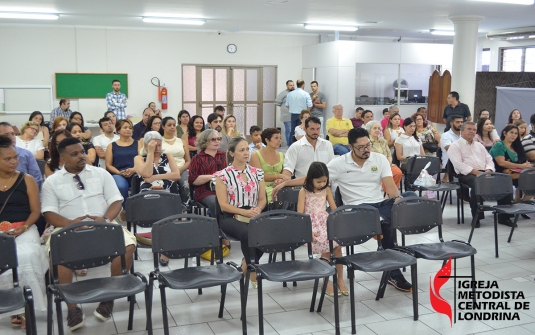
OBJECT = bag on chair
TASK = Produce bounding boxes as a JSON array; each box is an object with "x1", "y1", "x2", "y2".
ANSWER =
[{"x1": 413, "y1": 162, "x2": 436, "y2": 187}]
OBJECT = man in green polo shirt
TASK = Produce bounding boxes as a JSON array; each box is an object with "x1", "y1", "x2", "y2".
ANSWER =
[{"x1": 326, "y1": 104, "x2": 353, "y2": 155}]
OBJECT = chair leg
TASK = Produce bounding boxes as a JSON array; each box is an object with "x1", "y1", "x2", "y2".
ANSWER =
[
  {"x1": 410, "y1": 263, "x2": 418, "y2": 320},
  {"x1": 268, "y1": 252, "x2": 273, "y2": 263},
  {"x1": 471, "y1": 255, "x2": 476, "y2": 304},
  {"x1": 281, "y1": 252, "x2": 287, "y2": 288},
  {"x1": 291, "y1": 250, "x2": 297, "y2": 287},
  {"x1": 377, "y1": 270, "x2": 390, "y2": 300},
  {"x1": 467, "y1": 208, "x2": 480, "y2": 243},
  {"x1": 25, "y1": 290, "x2": 37, "y2": 335},
  {"x1": 128, "y1": 294, "x2": 136, "y2": 330},
  {"x1": 332, "y1": 273, "x2": 340, "y2": 335},
  {"x1": 494, "y1": 212, "x2": 499, "y2": 258},
  {"x1": 461, "y1": 193, "x2": 465, "y2": 223},
  {"x1": 47, "y1": 288, "x2": 54, "y2": 335},
  {"x1": 218, "y1": 284, "x2": 227, "y2": 318},
  {"x1": 239, "y1": 275, "x2": 247, "y2": 335},
  {"x1": 311, "y1": 278, "x2": 321, "y2": 312},
  {"x1": 457, "y1": 193, "x2": 461, "y2": 225},
  {"x1": 197, "y1": 255, "x2": 203, "y2": 295},
  {"x1": 349, "y1": 270, "x2": 356, "y2": 335},
  {"x1": 401, "y1": 234, "x2": 406, "y2": 272},
  {"x1": 160, "y1": 286, "x2": 170, "y2": 335},
  {"x1": 507, "y1": 215, "x2": 519, "y2": 243},
  {"x1": 257, "y1": 278, "x2": 264, "y2": 335},
  {"x1": 145, "y1": 281, "x2": 153, "y2": 335},
  {"x1": 55, "y1": 296, "x2": 64, "y2": 335}
]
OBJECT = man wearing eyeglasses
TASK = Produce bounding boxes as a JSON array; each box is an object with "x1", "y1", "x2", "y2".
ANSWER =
[
  {"x1": 327, "y1": 127, "x2": 416, "y2": 292},
  {"x1": 42, "y1": 137, "x2": 136, "y2": 331}
]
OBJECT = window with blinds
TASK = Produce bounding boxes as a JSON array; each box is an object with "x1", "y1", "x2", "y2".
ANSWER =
[{"x1": 499, "y1": 46, "x2": 535, "y2": 72}]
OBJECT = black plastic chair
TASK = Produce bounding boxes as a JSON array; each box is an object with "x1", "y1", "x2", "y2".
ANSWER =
[
  {"x1": 36, "y1": 159, "x2": 46, "y2": 177},
  {"x1": 126, "y1": 191, "x2": 184, "y2": 263},
  {"x1": 46, "y1": 222, "x2": 150, "y2": 335},
  {"x1": 392, "y1": 197, "x2": 477, "y2": 299},
  {"x1": 246, "y1": 210, "x2": 337, "y2": 335},
  {"x1": 467, "y1": 172, "x2": 535, "y2": 258},
  {"x1": 0, "y1": 235, "x2": 38, "y2": 335},
  {"x1": 445, "y1": 160, "x2": 466, "y2": 224},
  {"x1": 318, "y1": 205, "x2": 418, "y2": 335},
  {"x1": 148, "y1": 214, "x2": 245, "y2": 335}
]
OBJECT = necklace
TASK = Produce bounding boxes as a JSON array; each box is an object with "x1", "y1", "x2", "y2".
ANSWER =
[
  {"x1": 163, "y1": 136, "x2": 176, "y2": 142},
  {"x1": 1, "y1": 172, "x2": 16, "y2": 191}
]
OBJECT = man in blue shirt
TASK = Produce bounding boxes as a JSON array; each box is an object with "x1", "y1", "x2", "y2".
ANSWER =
[
  {"x1": 106, "y1": 79, "x2": 128, "y2": 120},
  {"x1": 49, "y1": 99, "x2": 72, "y2": 129},
  {"x1": 0, "y1": 122, "x2": 42, "y2": 189},
  {"x1": 285, "y1": 79, "x2": 312, "y2": 144}
]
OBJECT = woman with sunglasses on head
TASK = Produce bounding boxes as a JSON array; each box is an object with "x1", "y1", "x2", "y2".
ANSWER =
[
  {"x1": 16, "y1": 121, "x2": 45, "y2": 160},
  {"x1": 69, "y1": 112, "x2": 92, "y2": 141},
  {"x1": 188, "y1": 129, "x2": 227, "y2": 217},
  {"x1": 29, "y1": 111, "x2": 50, "y2": 148},
  {"x1": 0, "y1": 136, "x2": 48, "y2": 330}
]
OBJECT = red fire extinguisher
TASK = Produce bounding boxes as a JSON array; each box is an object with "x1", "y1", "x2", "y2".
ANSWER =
[{"x1": 160, "y1": 85, "x2": 168, "y2": 110}]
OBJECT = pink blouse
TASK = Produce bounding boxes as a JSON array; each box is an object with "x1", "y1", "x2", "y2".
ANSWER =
[{"x1": 213, "y1": 165, "x2": 264, "y2": 208}]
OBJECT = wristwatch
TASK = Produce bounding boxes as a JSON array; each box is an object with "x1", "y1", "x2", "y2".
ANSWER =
[{"x1": 103, "y1": 217, "x2": 112, "y2": 223}]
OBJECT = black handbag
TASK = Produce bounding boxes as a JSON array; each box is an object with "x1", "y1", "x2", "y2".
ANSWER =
[
  {"x1": 266, "y1": 200, "x2": 296, "y2": 212},
  {"x1": 422, "y1": 141, "x2": 439, "y2": 153}
]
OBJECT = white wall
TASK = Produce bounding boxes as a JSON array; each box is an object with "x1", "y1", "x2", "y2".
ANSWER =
[
  {"x1": 302, "y1": 40, "x2": 453, "y2": 122},
  {"x1": 0, "y1": 25, "x2": 318, "y2": 129}
]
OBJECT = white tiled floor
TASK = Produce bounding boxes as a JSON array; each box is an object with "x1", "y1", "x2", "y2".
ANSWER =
[{"x1": 3, "y1": 194, "x2": 535, "y2": 335}]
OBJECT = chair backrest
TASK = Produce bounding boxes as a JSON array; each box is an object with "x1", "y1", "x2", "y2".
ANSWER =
[
  {"x1": 248, "y1": 210, "x2": 312, "y2": 254},
  {"x1": 49, "y1": 222, "x2": 126, "y2": 272},
  {"x1": 36, "y1": 159, "x2": 46, "y2": 176},
  {"x1": 327, "y1": 205, "x2": 382, "y2": 247},
  {"x1": 152, "y1": 214, "x2": 219, "y2": 260},
  {"x1": 518, "y1": 168, "x2": 535, "y2": 195},
  {"x1": 0, "y1": 235, "x2": 18, "y2": 283},
  {"x1": 391, "y1": 197, "x2": 443, "y2": 236},
  {"x1": 406, "y1": 155, "x2": 441, "y2": 184},
  {"x1": 334, "y1": 187, "x2": 343, "y2": 207},
  {"x1": 277, "y1": 186, "x2": 301, "y2": 204},
  {"x1": 126, "y1": 191, "x2": 183, "y2": 227},
  {"x1": 474, "y1": 172, "x2": 513, "y2": 201}
]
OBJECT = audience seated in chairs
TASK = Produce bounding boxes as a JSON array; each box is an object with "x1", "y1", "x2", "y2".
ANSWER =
[
  {"x1": 366, "y1": 120, "x2": 402, "y2": 191},
  {"x1": 182, "y1": 115, "x2": 205, "y2": 159},
  {"x1": 294, "y1": 109, "x2": 310, "y2": 141},
  {"x1": 50, "y1": 116, "x2": 69, "y2": 137},
  {"x1": 249, "y1": 127, "x2": 288, "y2": 203},
  {"x1": 176, "y1": 109, "x2": 190, "y2": 139},
  {"x1": 474, "y1": 117, "x2": 497, "y2": 150},
  {"x1": 214, "y1": 137, "x2": 267, "y2": 289},
  {"x1": 93, "y1": 117, "x2": 119, "y2": 168},
  {"x1": 0, "y1": 136, "x2": 48, "y2": 330},
  {"x1": 68, "y1": 111, "x2": 92, "y2": 141},
  {"x1": 326, "y1": 104, "x2": 353, "y2": 156},
  {"x1": 161, "y1": 116, "x2": 190, "y2": 199},
  {"x1": 45, "y1": 129, "x2": 72, "y2": 177},
  {"x1": 395, "y1": 117, "x2": 425, "y2": 172},
  {"x1": 383, "y1": 112, "x2": 404, "y2": 155},
  {"x1": 327, "y1": 127, "x2": 416, "y2": 292},
  {"x1": 29, "y1": 111, "x2": 50, "y2": 149},
  {"x1": 42, "y1": 137, "x2": 137, "y2": 331},
  {"x1": 137, "y1": 115, "x2": 163, "y2": 152},
  {"x1": 105, "y1": 119, "x2": 138, "y2": 213},
  {"x1": 188, "y1": 129, "x2": 227, "y2": 217},
  {"x1": 67, "y1": 122, "x2": 97, "y2": 166}
]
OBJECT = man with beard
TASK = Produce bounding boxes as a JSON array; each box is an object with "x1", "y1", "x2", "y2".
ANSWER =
[
  {"x1": 106, "y1": 79, "x2": 128, "y2": 120},
  {"x1": 275, "y1": 80, "x2": 294, "y2": 146},
  {"x1": 310, "y1": 81, "x2": 326, "y2": 137},
  {"x1": 327, "y1": 127, "x2": 416, "y2": 292},
  {"x1": 42, "y1": 137, "x2": 136, "y2": 331},
  {"x1": 207, "y1": 112, "x2": 231, "y2": 152},
  {"x1": 272, "y1": 116, "x2": 334, "y2": 198},
  {"x1": 440, "y1": 115, "x2": 463, "y2": 183},
  {"x1": 133, "y1": 107, "x2": 155, "y2": 141}
]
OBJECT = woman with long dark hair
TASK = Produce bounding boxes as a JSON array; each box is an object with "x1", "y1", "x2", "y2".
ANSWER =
[
  {"x1": 69, "y1": 112, "x2": 92, "y2": 140},
  {"x1": 474, "y1": 117, "x2": 496, "y2": 150},
  {"x1": 45, "y1": 129, "x2": 72, "y2": 177},
  {"x1": 176, "y1": 110, "x2": 190, "y2": 139},
  {"x1": 182, "y1": 115, "x2": 205, "y2": 159},
  {"x1": 394, "y1": 118, "x2": 425, "y2": 168},
  {"x1": 138, "y1": 115, "x2": 163, "y2": 152}
]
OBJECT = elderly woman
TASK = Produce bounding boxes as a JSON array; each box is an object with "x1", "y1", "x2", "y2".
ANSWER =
[
  {"x1": 188, "y1": 129, "x2": 227, "y2": 217},
  {"x1": 366, "y1": 121, "x2": 402, "y2": 191},
  {"x1": 215, "y1": 137, "x2": 267, "y2": 288},
  {"x1": 16, "y1": 121, "x2": 45, "y2": 160},
  {"x1": 0, "y1": 136, "x2": 48, "y2": 329},
  {"x1": 29, "y1": 111, "x2": 50, "y2": 148},
  {"x1": 249, "y1": 128, "x2": 288, "y2": 203}
]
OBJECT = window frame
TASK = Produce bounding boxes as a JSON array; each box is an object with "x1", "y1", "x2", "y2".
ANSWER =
[{"x1": 499, "y1": 46, "x2": 535, "y2": 72}]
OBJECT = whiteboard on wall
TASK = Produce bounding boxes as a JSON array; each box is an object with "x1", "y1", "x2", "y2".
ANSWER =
[
  {"x1": 495, "y1": 87, "x2": 535, "y2": 134},
  {"x1": 0, "y1": 86, "x2": 54, "y2": 114}
]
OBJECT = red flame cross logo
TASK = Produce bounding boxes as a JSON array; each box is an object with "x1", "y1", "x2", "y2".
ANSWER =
[{"x1": 430, "y1": 255, "x2": 453, "y2": 327}]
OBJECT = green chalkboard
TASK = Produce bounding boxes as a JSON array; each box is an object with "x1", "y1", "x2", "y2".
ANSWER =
[{"x1": 55, "y1": 73, "x2": 128, "y2": 99}]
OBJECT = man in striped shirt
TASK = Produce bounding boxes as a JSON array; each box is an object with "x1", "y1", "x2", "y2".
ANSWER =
[{"x1": 106, "y1": 79, "x2": 128, "y2": 120}]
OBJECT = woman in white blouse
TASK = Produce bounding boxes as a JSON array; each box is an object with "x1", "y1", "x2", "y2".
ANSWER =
[
  {"x1": 161, "y1": 117, "x2": 190, "y2": 187},
  {"x1": 215, "y1": 137, "x2": 267, "y2": 288},
  {"x1": 16, "y1": 121, "x2": 44, "y2": 160},
  {"x1": 395, "y1": 117, "x2": 424, "y2": 170}
]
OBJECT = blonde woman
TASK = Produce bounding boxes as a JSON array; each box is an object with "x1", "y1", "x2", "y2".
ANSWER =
[
  {"x1": 16, "y1": 121, "x2": 44, "y2": 160},
  {"x1": 29, "y1": 111, "x2": 49, "y2": 148},
  {"x1": 222, "y1": 114, "x2": 241, "y2": 138}
]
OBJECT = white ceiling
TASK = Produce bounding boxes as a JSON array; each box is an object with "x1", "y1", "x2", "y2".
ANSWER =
[{"x1": 0, "y1": 0, "x2": 534, "y2": 40}]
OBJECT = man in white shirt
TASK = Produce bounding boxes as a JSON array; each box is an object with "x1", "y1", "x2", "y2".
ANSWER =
[
  {"x1": 327, "y1": 127, "x2": 416, "y2": 292},
  {"x1": 92, "y1": 117, "x2": 119, "y2": 168},
  {"x1": 285, "y1": 79, "x2": 312, "y2": 143},
  {"x1": 440, "y1": 115, "x2": 463, "y2": 182},
  {"x1": 447, "y1": 122, "x2": 511, "y2": 228},
  {"x1": 42, "y1": 137, "x2": 136, "y2": 331},
  {"x1": 272, "y1": 116, "x2": 334, "y2": 198}
]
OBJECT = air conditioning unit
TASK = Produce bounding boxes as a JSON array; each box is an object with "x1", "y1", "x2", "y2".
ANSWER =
[{"x1": 487, "y1": 26, "x2": 535, "y2": 40}]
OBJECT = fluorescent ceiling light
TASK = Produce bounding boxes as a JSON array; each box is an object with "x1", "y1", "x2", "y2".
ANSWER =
[
  {"x1": 0, "y1": 12, "x2": 59, "y2": 20},
  {"x1": 471, "y1": 0, "x2": 533, "y2": 4},
  {"x1": 430, "y1": 29, "x2": 455, "y2": 36},
  {"x1": 142, "y1": 17, "x2": 205, "y2": 25},
  {"x1": 304, "y1": 24, "x2": 358, "y2": 32}
]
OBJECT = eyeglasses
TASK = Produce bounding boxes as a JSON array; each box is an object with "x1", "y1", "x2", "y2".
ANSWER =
[
  {"x1": 351, "y1": 143, "x2": 374, "y2": 152},
  {"x1": 29, "y1": 128, "x2": 39, "y2": 132},
  {"x1": 210, "y1": 137, "x2": 223, "y2": 142},
  {"x1": 73, "y1": 175, "x2": 85, "y2": 190}
]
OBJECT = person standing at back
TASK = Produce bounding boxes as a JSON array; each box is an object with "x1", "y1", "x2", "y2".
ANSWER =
[
  {"x1": 49, "y1": 99, "x2": 72, "y2": 130},
  {"x1": 106, "y1": 79, "x2": 128, "y2": 121},
  {"x1": 443, "y1": 91, "x2": 471, "y2": 131},
  {"x1": 286, "y1": 79, "x2": 312, "y2": 143},
  {"x1": 310, "y1": 81, "x2": 326, "y2": 137},
  {"x1": 274, "y1": 80, "x2": 294, "y2": 146}
]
